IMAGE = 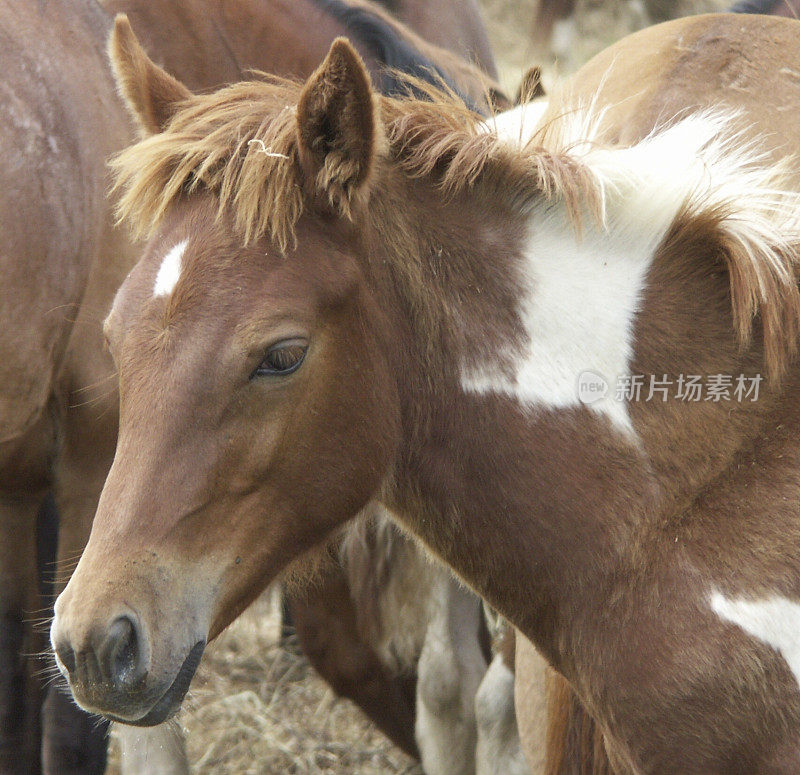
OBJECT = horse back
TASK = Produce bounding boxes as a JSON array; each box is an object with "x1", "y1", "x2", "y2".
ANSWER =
[
  {"x1": 101, "y1": 0, "x2": 504, "y2": 112},
  {"x1": 544, "y1": 13, "x2": 800, "y2": 166}
]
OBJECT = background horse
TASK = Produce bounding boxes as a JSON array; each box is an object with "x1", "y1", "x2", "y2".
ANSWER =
[
  {"x1": 101, "y1": 0, "x2": 504, "y2": 110},
  {"x1": 529, "y1": 0, "x2": 800, "y2": 70},
  {"x1": 0, "y1": 1, "x2": 133, "y2": 772},
  {"x1": 52, "y1": 11, "x2": 800, "y2": 774}
]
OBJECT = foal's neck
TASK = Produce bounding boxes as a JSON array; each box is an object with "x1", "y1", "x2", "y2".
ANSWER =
[{"x1": 365, "y1": 173, "x2": 661, "y2": 663}]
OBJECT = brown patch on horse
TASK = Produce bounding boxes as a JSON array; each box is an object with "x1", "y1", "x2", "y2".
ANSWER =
[
  {"x1": 544, "y1": 672, "x2": 610, "y2": 775},
  {"x1": 297, "y1": 38, "x2": 384, "y2": 220},
  {"x1": 108, "y1": 14, "x2": 192, "y2": 136}
]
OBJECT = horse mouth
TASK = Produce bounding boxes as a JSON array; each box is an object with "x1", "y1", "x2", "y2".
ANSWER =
[{"x1": 104, "y1": 640, "x2": 206, "y2": 727}]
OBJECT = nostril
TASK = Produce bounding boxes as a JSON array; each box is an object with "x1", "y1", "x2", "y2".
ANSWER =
[
  {"x1": 54, "y1": 641, "x2": 76, "y2": 677},
  {"x1": 102, "y1": 615, "x2": 147, "y2": 692}
]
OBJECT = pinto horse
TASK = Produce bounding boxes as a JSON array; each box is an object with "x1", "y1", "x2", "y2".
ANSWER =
[{"x1": 52, "y1": 10, "x2": 800, "y2": 774}]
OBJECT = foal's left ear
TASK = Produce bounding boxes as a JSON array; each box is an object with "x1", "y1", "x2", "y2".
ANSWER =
[
  {"x1": 108, "y1": 14, "x2": 192, "y2": 136},
  {"x1": 296, "y1": 38, "x2": 383, "y2": 216}
]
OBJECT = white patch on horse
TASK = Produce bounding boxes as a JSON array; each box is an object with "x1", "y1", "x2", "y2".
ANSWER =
[
  {"x1": 153, "y1": 239, "x2": 188, "y2": 298},
  {"x1": 464, "y1": 110, "x2": 800, "y2": 433},
  {"x1": 711, "y1": 590, "x2": 800, "y2": 688},
  {"x1": 481, "y1": 101, "x2": 549, "y2": 148}
]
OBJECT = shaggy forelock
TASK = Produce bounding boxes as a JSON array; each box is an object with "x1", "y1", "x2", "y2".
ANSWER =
[{"x1": 109, "y1": 74, "x2": 601, "y2": 253}]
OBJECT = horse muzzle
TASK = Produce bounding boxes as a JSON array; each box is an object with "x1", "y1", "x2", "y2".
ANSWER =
[{"x1": 51, "y1": 607, "x2": 206, "y2": 725}]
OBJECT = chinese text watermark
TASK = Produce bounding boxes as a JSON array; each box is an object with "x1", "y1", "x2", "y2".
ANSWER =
[{"x1": 577, "y1": 371, "x2": 762, "y2": 405}]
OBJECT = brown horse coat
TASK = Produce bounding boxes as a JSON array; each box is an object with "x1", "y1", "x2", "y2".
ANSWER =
[
  {"x1": 0, "y1": 0, "x2": 502, "y2": 769},
  {"x1": 53, "y1": 13, "x2": 800, "y2": 775},
  {"x1": 0, "y1": 0, "x2": 133, "y2": 771}
]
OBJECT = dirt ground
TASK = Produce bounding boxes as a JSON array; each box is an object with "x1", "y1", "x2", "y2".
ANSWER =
[{"x1": 104, "y1": 1, "x2": 728, "y2": 772}]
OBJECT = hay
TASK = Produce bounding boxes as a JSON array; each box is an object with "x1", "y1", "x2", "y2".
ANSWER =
[{"x1": 106, "y1": 593, "x2": 421, "y2": 774}]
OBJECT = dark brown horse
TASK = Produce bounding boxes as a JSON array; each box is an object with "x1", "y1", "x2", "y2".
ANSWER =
[{"x1": 53, "y1": 12, "x2": 800, "y2": 773}]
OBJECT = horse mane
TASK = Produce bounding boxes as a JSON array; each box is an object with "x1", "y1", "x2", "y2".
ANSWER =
[
  {"x1": 110, "y1": 82, "x2": 800, "y2": 379},
  {"x1": 369, "y1": 0, "x2": 399, "y2": 11},
  {"x1": 109, "y1": 78, "x2": 593, "y2": 250},
  {"x1": 310, "y1": 0, "x2": 482, "y2": 111}
]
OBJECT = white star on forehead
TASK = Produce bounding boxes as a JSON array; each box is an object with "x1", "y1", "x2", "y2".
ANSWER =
[{"x1": 153, "y1": 239, "x2": 188, "y2": 298}]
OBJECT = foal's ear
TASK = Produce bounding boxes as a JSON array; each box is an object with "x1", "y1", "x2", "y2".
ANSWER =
[
  {"x1": 108, "y1": 14, "x2": 192, "y2": 136},
  {"x1": 296, "y1": 38, "x2": 382, "y2": 216},
  {"x1": 515, "y1": 66, "x2": 546, "y2": 104}
]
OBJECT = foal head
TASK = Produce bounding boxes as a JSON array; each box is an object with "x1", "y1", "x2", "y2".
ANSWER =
[{"x1": 51, "y1": 18, "x2": 408, "y2": 724}]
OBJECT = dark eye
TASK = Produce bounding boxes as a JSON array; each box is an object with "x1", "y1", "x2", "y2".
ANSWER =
[{"x1": 253, "y1": 339, "x2": 308, "y2": 377}]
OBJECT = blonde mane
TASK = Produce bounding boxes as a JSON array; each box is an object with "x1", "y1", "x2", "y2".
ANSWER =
[
  {"x1": 111, "y1": 77, "x2": 800, "y2": 379},
  {"x1": 109, "y1": 75, "x2": 599, "y2": 252}
]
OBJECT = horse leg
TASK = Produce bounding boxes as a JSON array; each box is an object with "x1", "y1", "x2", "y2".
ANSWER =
[
  {"x1": 475, "y1": 626, "x2": 528, "y2": 775},
  {"x1": 513, "y1": 634, "x2": 548, "y2": 775},
  {"x1": 287, "y1": 565, "x2": 420, "y2": 759},
  {"x1": 415, "y1": 576, "x2": 488, "y2": 775},
  {"x1": 0, "y1": 494, "x2": 44, "y2": 775},
  {"x1": 40, "y1": 363, "x2": 122, "y2": 774},
  {"x1": 116, "y1": 723, "x2": 189, "y2": 775},
  {"x1": 41, "y1": 421, "x2": 113, "y2": 775}
]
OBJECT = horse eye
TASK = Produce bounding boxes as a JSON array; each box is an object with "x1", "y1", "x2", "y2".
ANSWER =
[{"x1": 253, "y1": 340, "x2": 307, "y2": 377}]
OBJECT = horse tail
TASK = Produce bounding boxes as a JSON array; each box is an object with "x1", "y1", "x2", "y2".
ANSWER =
[{"x1": 544, "y1": 671, "x2": 612, "y2": 775}]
